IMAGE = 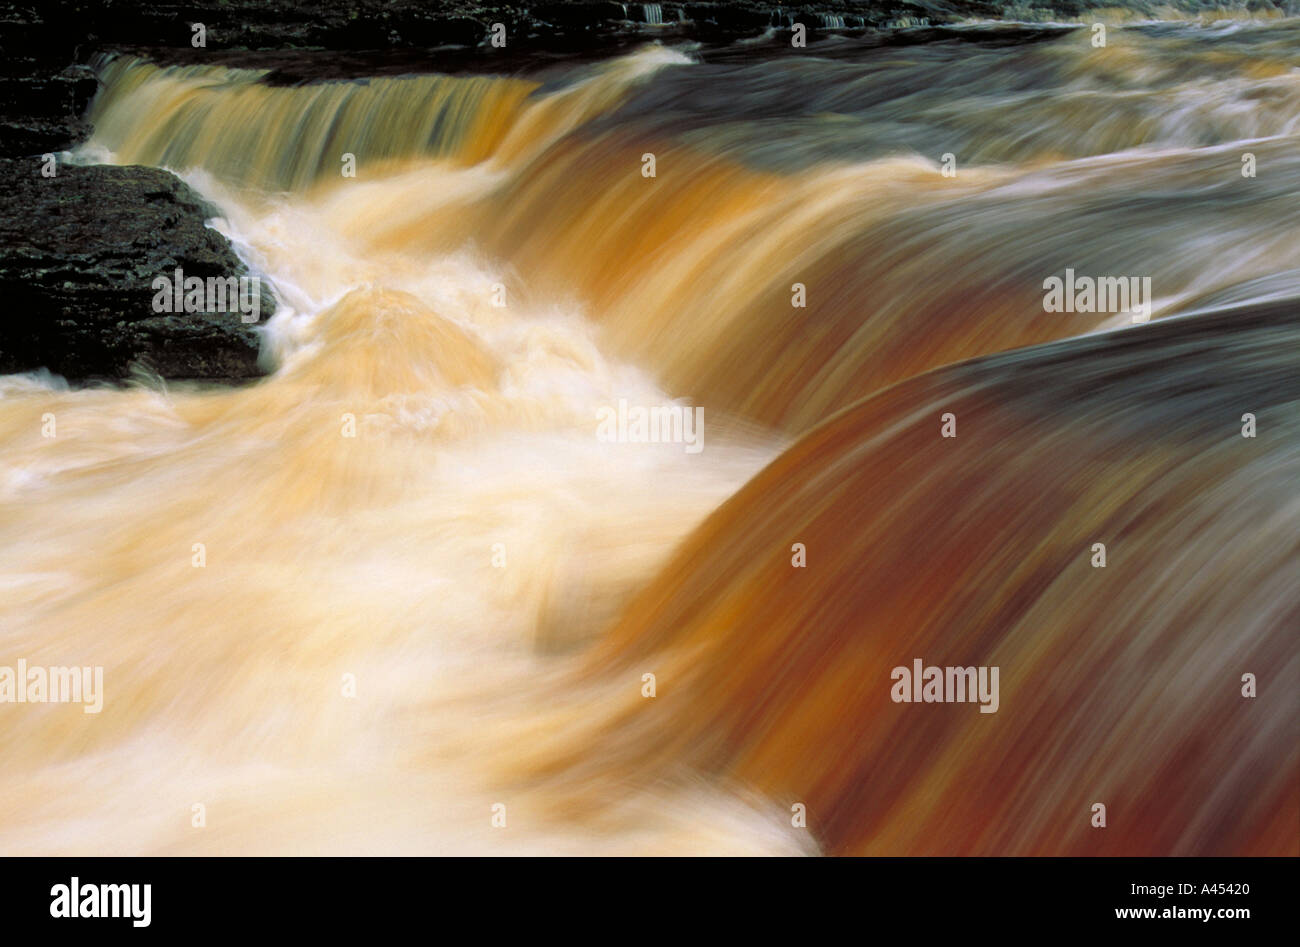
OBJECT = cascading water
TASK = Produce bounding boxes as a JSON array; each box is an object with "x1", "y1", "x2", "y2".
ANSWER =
[{"x1": 1, "y1": 18, "x2": 1296, "y2": 855}]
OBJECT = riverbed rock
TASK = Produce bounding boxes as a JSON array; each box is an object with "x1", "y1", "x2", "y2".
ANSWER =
[{"x1": 0, "y1": 158, "x2": 273, "y2": 381}]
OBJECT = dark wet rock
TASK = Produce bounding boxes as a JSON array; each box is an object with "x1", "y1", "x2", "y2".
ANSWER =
[
  {"x1": 533, "y1": 2, "x2": 630, "y2": 27},
  {"x1": 6, "y1": 3, "x2": 1293, "y2": 91},
  {"x1": 0, "y1": 6, "x2": 98, "y2": 154},
  {"x1": 0, "y1": 158, "x2": 273, "y2": 382},
  {"x1": 684, "y1": 3, "x2": 775, "y2": 29},
  {"x1": 0, "y1": 110, "x2": 91, "y2": 156}
]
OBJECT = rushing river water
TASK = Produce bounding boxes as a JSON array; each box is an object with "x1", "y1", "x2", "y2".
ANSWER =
[{"x1": 1, "y1": 18, "x2": 1297, "y2": 854}]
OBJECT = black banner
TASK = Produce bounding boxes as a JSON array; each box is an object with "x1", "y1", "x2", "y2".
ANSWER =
[{"x1": 0, "y1": 857, "x2": 1289, "y2": 935}]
